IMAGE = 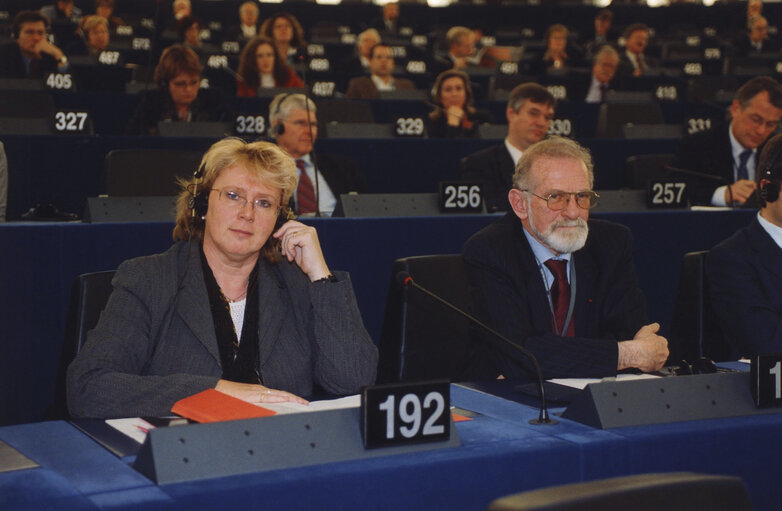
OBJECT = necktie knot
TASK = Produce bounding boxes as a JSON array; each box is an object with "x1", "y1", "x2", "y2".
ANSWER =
[{"x1": 737, "y1": 149, "x2": 753, "y2": 180}]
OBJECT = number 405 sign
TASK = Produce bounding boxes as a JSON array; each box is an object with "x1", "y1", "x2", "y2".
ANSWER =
[{"x1": 361, "y1": 380, "x2": 451, "y2": 449}]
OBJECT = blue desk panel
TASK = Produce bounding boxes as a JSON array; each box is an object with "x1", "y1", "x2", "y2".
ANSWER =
[{"x1": 0, "y1": 385, "x2": 779, "y2": 510}]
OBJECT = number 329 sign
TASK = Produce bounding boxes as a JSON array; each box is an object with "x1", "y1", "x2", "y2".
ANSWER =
[{"x1": 361, "y1": 380, "x2": 450, "y2": 449}]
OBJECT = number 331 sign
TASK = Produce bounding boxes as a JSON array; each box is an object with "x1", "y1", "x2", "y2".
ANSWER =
[{"x1": 361, "y1": 380, "x2": 450, "y2": 449}]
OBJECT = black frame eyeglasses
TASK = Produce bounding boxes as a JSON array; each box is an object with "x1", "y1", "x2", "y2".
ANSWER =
[{"x1": 520, "y1": 189, "x2": 600, "y2": 210}]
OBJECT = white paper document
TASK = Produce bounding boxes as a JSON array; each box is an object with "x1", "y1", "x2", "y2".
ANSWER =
[
  {"x1": 549, "y1": 373, "x2": 661, "y2": 390},
  {"x1": 256, "y1": 395, "x2": 360, "y2": 415}
]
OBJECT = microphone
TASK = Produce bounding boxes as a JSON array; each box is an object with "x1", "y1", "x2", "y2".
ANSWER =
[
  {"x1": 663, "y1": 164, "x2": 735, "y2": 206},
  {"x1": 396, "y1": 271, "x2": 557, "y2": 426}
]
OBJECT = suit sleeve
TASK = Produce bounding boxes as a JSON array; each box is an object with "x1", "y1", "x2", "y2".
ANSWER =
[
  {"x1": 706, "y1": 238, "x2": 782, "y2": 357},
  {"x1": 462, "y1": 232, "x2": 619, "y2": 380},
  {"x1": 66, "y1": 256, "x2": 219, "y2": 418}
]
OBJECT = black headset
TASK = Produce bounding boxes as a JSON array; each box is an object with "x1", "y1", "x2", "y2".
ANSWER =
[
  {"x1": 188, "y1": 162, "x2": 209, "y2": 222},
  {"x1": 271, "y1": 92, "x2": 296, "y2": 137},
  {"x1": 758, "y1": 138, "x2": 782, "y2": 205}
]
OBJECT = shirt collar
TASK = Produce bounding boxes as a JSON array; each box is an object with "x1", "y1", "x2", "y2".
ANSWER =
[
  {"x1": 504, "y1": 138, "x2": 523, "y2": 166},
  {"x1": 758, "y1": 211, "x2": 782, "y2": 250},
  {"x1": 522, "y1": 224, "x2": 572, "y2": 263}
]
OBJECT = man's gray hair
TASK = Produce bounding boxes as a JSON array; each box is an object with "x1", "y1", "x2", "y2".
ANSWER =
[
  {"x1": 268, "y1": 93, "x2": 317, "y2": 133},
  {"x1": 513, "y1": 136, "x2": 595, "y2": 190},
  {"x1": 593, "y1": 45, "x2": 619, "y2": 63},
  {"x1": 446, "y1": 26, "x2": 471, "y2": 47},
  {"x1": 357, "y1": 28, "x2": 381, "y2": 48}
]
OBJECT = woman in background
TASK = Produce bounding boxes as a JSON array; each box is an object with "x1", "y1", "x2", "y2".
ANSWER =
[
  {"x1": 428, "y1": 70, "x2": 493, "y2": 138},
  {"x1": 236, "y1": 36, "x2": 304, "y2": 96}
]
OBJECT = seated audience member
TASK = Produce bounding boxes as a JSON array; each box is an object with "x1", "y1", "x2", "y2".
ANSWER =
[
  {"x1": 735, "y1": 15, "x2": 779, "y2": 57},
  {"x1": 573, "y1": 45, "x2": 620, "y2": 103},
  {"x1": 676, "y1": 76, "x2": 782, "y2": 206},
  {"x1": 260, "y1": 12, "x2": 306, "y2": 65},
  {"x1": 580, "y1": 9, "x2": 618, "y2": 59},
  {"x1": 527, "y1": 24, "x2": 583, "y2": 76},
  {"x1": 371, "y1": 2, "x2": 405, "y2": 36},
  {"x1": 67, "y1": 15, "x2": 110, "y2": 56},
  {"x1": 462, "y1": 136, "x2": 668, "y2": 380},
  {"x1": 344, "y1": 29, "x2": 381, "y2": 74},
  {"x1": 94, "y1": 0, "x2": 124, "y2": 30},
  {"x1": 707, "y1": 134, "x2": 782, "y2": 359},
  {"x1": 427, "y1": 70, "x2": 494, "y2": 138},
  {"x1": 172, "y1": 0, "x2": 191, "y2": 21},
  {"x1": 430, "y1": 26, "x2": 475, "y2": 77},
  {"x1": 0, "y1": 141, "x2": 6, "y2": 222},
  {"x1": 237, "y1": 37, "x2": 304, "y2": 96},
  {"x1": 40, "y1": 0, "x2": 82, "y2": 23},
  {"x1": 67, "y1": 137, "x2": 378, "y2": 418},
  {"x1": 345, "y1": 43, "x2": 414, "y2": 99},
  {"x1": 269, "y1": 93, "x2": 365, "y2": 216},
  {"x1": 126, "y1": 45, "x2": 229, "y2": 136},
  {"x1": 226, "y1": 2, "x2": 261, "y2": 43},
  {"x1": 459, "y1": 83, "x2": 555, "y2": 212},
  {"x1": 0, "y1": 11, "x2": 69, "y2": 78},
  {"x1": 178, "y1": 15, "x2": 214, "y2": 58},
  {"x1": 617, "y1": 23, "x2": 659, "y2": 78}
]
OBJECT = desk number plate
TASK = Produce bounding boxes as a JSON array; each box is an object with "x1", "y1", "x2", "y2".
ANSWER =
[
  {"x1": 439, "y1": 182, "x2": 483, "y2": 212},
  {"x1": 647, "y1": 180, "x2": 688, "y2": 209},
  {"x1": 751, "y1": 353, "x2": 782, "y2": 408},
  {"x1": 361, "y1": 380, "x2": 450, "y2": 449}
]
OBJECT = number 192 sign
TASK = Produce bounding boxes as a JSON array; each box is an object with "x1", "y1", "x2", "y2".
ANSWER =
[
  {"x1": 361, "y1": 380, "x2": 450, "y2": 449},
  {"x1": 751, "y1": 354, "x2": 782, "y2": 408}
]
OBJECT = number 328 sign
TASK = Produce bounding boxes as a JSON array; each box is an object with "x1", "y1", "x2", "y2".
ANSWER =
[{"x1": 361, "y1": 380, "x2": 450, "y2": 449}]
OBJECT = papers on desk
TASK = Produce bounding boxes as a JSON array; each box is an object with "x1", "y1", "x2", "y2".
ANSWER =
[
  {"x1": 549, "y1": 373, "x2": 660, "y2": 390},
  {"x1": 257, "y1": 395, "x2": 359, "y2": 415}
]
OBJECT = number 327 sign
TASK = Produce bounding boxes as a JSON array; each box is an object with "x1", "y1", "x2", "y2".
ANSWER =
[{"x1": 361, "y1": 380, "x2": 451, "y2": 449}]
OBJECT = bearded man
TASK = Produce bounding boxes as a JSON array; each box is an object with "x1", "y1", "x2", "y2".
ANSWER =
[{"x1": 462, "y1": 137, "x2": 668, "y2": 380}]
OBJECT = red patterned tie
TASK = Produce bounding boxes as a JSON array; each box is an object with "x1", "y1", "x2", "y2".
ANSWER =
[
  {"x1": 544, "y1": 259, "x2": 575, "y2": 337},
  {"x1": 295, "y1": 159, "x2": 316, "y2": 215}
]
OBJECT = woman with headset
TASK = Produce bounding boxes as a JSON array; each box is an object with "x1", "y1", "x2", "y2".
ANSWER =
[
  {"x1": 67, "y1": 138, "x2": 378, "y2": 418},
  {"x1": 66, "y1": 15, "x2": 110, "y2": 56},
  {"x1": 125, "y1": 45, "x2": 228, "y2": 136},
  {"x1": 236, "y1": 36, "x2": 304, "y2": 97},
  {"x1": 427, "y1": 70, "x2": 493, "y2": 138}
]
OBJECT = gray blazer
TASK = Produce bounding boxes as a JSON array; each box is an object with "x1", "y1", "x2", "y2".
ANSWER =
[{"x1": 67, "y1": 241, "x2": 378, "y2": 418}]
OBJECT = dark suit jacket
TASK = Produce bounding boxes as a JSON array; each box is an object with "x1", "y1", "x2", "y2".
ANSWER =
[
  {"x1": 706, "y1": 217, "x2": 782, "y2": 358},
  {"x1": 676, "y1": 124, "x2": 761, "y2": 206},
  {"x1": 292, "y1": 152, "x2": 366, "y2": 213},
  {"x1": 125, "y1": 87, "x2": 230, "y2": 136},
  {"x1": 67, "y1": 240, "x2": 378, "y2": 418},
  {"x1": 616, "y1": 52, "x2": 661, "y2": 78},
  {"x1": 459, "y1": 143, "x2": 515, "y2": 213},
  {"x1": 734, "y1": 35, "x2": 781, "y2": 58},
  {"x1": 344, "y1": 75, "x2": 415, "y2": 99},
  {"x1": 225, "y1": 24, "x2": 261, "y2": 43},
  {"x1": 462, "y1": 213, "x2": 647, "y2": 380},
  {"x1": 427, "y1": 109, "x2": 494, "y2": 139},
  {"x1": 0, "y1": 42, "x2": 59, "y2": 78}
]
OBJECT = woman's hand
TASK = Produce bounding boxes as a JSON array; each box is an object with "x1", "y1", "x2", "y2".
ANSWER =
[
  {"x1": 445, "y1": 105, "x2": 464, "y2": 127},
  {"x1": 216, "y1": 380, "x2": 309, "y2": 405},
  {"x1": 273, "y1": 220, "x2": 331, "y2": 281}
]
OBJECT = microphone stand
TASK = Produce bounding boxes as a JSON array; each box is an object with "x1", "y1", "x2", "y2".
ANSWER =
[{"x1": 398, "y1": 272, "x2": 556, "y2": 426}]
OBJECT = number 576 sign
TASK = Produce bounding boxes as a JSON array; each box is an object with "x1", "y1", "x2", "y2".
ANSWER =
[{"x1": 361, "y1": 380, "x2": 450, "y2": 449}]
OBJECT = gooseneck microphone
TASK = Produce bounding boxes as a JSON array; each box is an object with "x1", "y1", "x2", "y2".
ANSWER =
[
  {"x1": 663, "y1": 164, "x2": 735, "y2": 206},
  {"x1": 396, "y1": 271, "x2": 557, "y2": 426}
]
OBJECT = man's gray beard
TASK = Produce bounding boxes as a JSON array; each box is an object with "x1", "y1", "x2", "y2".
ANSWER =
[{"x1": 529, "y1": 211, "x2": 589, "y2": 254}]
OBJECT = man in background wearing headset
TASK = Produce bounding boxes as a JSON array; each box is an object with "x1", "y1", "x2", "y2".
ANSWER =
[
  {"x1": 0, "y1": 10, "x2": 69, "y2": 78},
  {"x1": 268, "y1": 93, "x2": 366, "y2": 216},
  {"x1": 707, "y1": 133, "x2": 782, "y2": 359}
]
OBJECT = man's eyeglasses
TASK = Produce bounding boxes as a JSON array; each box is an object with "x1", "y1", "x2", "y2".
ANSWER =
[
  {"x1": 521, "y1": 189, "x2": 600, "y2": 210},
  {"x1": 212, "y1": 188, "x2": 280, "y2": 216}
]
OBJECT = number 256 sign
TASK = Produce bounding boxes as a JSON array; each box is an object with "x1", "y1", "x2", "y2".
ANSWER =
[{"x1": 361, "y1": 380, "x2": 450, "y2": 449}]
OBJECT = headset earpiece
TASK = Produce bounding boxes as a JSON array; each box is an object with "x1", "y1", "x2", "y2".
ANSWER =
[
  {"x1": 189, "y1": 163, "x2": 208, "y2": 222},
  {"x1": 760, "y1": 177, "x2": 780, "y2": 204}
]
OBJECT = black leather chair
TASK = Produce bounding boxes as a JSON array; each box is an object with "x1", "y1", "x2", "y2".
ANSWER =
[
  {"x1": 595, "y1": 102, "x2": 664, "y2": 138},
  {"x1": 102, "y1": 149, "x2": 203, "y2": 196},
  {"x1": 487, "y1": 472, "x2": 753, "y2": 511},
  {"x1": 47, "y1": 271, "x2": 116, "y2": 420},
  {"x1": 669, "y1": 251, "x2": 732, "y2": 364},
  {"x1": 377, "y1": 255, "x2": 472, "y2": 384},
  {"x1": 624, "y1": 153, "x2": 676, "y2": 189}
]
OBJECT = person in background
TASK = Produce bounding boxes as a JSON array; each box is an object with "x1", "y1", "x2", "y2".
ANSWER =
[
  {"x1": 345, "y1": 43, "x2": 414, "y2": 99},
  {"x1": 40, "y1": 0, "x2": 82, "y2": 23},
  {"x1": 269, "y1": 93, "x2": 365, "y2": 217},
  {"x1": 344, "y1": 28, "x2": 381, "y2": 74},
  {"x1": 576, "y1": 45, "x2": 620, "y2": 103},
  {"x1": 430, "y1": 26, "x2": 475, "y2": 76},
  {"x1": 735, "y1": 15, "x2": 779, "y2": 57},
  {"x1": 236, "y1": 36, "x2": 304, "y2": 96},
  {"x1": 427, "y1": 70, "x2": 493, "y2": 138},
  {"x1": 707, "y1": 133, "x2": 782, "y2": 358},
  {"x1": 260, "y1": 12, "x2": 306, "y2": 64},
  {"x1": 172, "y1": 0, "x2": 191, "y2": 21},
  {"x1": 126, "y1": 45, "x2": 228, "y2": 136},
  {"x1": 67, "y1": 137, "x2": 378, "y2": 418},
  {"x1": 528, "y1": 24, "x2": 583, "y2": 76},
  {"x1": 459, "y1": 83, "x2": 555, "y2": 211},
  {"x1": 94, "y1": 0, "x2": 124, "y2": 30},
  {"x1": 67, "y1": 15, "x2": 110, "y2": 56},
  {"x1": 617, "y1": 23, "x2": 659, "y2": 78},
  {"x1": 0, "y1": 11, "x2": 69, "y2": 78},
  {"x1": 226, "y1": 1, "x2": 261, "y2": 43},
  {"x1": 580, "y1": 9, "x2": 617, "y2": 59}
]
